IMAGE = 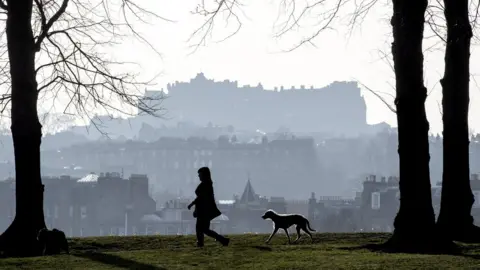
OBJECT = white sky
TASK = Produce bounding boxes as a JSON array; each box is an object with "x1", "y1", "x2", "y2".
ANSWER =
[{"x1": 32, "y1": 1, "x2": 480, "y2": 135}]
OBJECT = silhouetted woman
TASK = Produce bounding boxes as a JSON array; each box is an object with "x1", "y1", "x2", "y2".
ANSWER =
[{"x1": 188, "y1": 167, "x2": 230, "y2": 247}]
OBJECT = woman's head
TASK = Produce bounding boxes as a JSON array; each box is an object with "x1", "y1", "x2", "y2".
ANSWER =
[{"x1": 198, "y1": 167, "x2": 211, "y2": 182}]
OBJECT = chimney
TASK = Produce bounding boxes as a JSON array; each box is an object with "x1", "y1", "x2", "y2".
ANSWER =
[
  {"x1": 369, "y1": 175, "x2": 376, "y2": 182},
  {"x1": 381, "y1": 177, "x2": 386, "y2": 183}
]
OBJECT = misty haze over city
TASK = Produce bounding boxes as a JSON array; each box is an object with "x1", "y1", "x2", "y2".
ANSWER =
[
  {"x1": 2, "y1": 2, "x2": 480, "y2": 263},
  {"x1": 0, "y1": 70, "x2": 479, "y2": 237}
]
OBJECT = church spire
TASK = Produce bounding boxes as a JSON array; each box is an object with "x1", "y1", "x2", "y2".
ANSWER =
[{"x1": 239, "y1": 173, "x2": 258, "y2": 204}]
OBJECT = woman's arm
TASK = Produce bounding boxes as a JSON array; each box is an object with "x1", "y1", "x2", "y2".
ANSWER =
[
  {"x1": 188, "y1": 183, "x2": 210, "y2": 209},
  {"x1": 187, "y1": 198, "x2": 197, "y2": 210}
]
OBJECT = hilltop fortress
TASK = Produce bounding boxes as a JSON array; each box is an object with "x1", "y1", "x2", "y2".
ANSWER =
[{"x1": 141, "y1": 73, "x2": 370, "y2": 136}]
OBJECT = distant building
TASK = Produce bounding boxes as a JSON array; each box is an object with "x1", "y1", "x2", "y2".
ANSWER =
[
  {"x1": 229, "y1": 178, "x2": 270, "y2": 233},
  {"x1": 307, "y1": 192, "x2": 359, "y2": 232},
  {"x1": 0, "y1": 173, "x2": 156, "y2": 237},
  {"x1": 356, "y1": 174, "x2": 399, "y2": 231},
  {"x1": 143, "y1": 73, "x2": 368, "y2": 136},
  {"x1": 41, "y1": 136, "x2": 320, "y2": 199}
]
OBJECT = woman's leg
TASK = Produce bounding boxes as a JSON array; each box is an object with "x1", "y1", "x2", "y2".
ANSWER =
[
  {"x1": 202, "y1": 220, "x2": 229, "y2": 246},
  {"x1": 196, "y1": 219, "x2": 206, "y2": 247}
]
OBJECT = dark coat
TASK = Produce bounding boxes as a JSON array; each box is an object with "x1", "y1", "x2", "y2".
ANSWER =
[{"x1": 193, "y1": 180, "x2": 221, "y2": 221}]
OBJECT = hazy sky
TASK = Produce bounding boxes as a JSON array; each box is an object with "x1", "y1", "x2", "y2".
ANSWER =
[{"x1": 35, "y1": 1, "x2": 480, "y2": 134}]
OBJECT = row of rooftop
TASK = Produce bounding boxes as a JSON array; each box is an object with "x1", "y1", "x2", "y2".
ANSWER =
[
  {"x1": 364, "y1": 173, "x2": 480, "y2": 186},
  {"x1": 162, "y1": 73, "x2": 359, "y2": 93},
  {"x1": 54, "y1": 136, "x2": 316, "y2": 151},
  {"x1": 2, "y1": 172, "x2": 149, "y2": 184}
]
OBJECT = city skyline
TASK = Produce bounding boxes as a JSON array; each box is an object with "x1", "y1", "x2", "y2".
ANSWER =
[{"x1": 1, "y1": 1, "x2": 478, "y2": 136}]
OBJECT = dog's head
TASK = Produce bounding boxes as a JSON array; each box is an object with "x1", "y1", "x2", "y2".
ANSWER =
[
  {"x1": 262, "y1": 209, "x2": 276, "y2": 220},
  {"x1": 37, "y1": 228, "x2": 49, "y2": 242}
]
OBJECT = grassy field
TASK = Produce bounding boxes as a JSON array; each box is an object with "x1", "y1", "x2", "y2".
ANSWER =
[{"x1": 0, "y1": 233, "x2": 480, "y2": 269}]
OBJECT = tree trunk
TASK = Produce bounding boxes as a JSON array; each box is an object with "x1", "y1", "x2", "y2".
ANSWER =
[
  {"x1": 437, "y1": 0, "x2": 477, "y2": 243},
  {"x1": 385, "y1": 0, "x2": 450, "y2": 253},
  {"x1": 0, "y1": 0, "x2": 46, "y2": 257}
]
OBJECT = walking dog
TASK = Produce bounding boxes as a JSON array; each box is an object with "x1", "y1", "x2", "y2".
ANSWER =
[{"x1": 262, "y1": 209, "x2": 315, "y2": 244}]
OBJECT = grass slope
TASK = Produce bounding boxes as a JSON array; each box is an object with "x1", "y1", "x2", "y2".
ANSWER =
[{"x1": 1, "y1": 233, "x2": 480, "y2": 269}]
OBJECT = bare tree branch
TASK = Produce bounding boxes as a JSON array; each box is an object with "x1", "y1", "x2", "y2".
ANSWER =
[
  {"x1": 437, "y1": 100, "x2": 443, "y2": 117},
  {"x1": 354, "y1": 79, "x2": 397, "y2": 114},
  {"x1": 424, "y1": 0, "x2": 480, "y2": 45},
  {"x1": 188, "y1": 0, "x2": 243, "y2": 54},
  {"x1": 189, "y1": 0, "x2": 480, "y2": 52},
  {"x1": 275, "y1": 0, "x2": 348, "y2": 52},
  {"x1": 188, "y1": 0, "x2": 480, "y2": 124},
  {"x1": 34, "y1": 0, "x2": 70, "y2": 52},
  {"x1": 0, "y1": 0, "x2": 173, "y2": 135}
]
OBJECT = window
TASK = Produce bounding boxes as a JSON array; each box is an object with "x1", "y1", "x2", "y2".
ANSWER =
[
  {"x1": 371, "y1": 192, "x2": 381, "y2": 210},
  {"x1": 80, "y1": 206, "x2": 87, "y2": 219}
]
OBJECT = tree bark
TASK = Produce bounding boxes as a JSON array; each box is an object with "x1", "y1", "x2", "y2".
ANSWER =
[
  {"x1": 437, "y1": 0, "x2": 476, "y2": 242},
  {"x1": 385, "y1": 0, "x2": 450, "y2": 253},
  {"x1": 0, "y1": 0, "x2": 46, "y2": 257}
]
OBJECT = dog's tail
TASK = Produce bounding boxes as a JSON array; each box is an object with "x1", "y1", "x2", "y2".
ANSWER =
[{"x1": 306, "y1": 219, "x2": 316, "y2": 232}]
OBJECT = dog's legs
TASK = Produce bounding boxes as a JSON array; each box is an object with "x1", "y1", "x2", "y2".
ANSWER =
[
  {"x1": 265, "y1": 227, "x2": 278, "y2": 244},
  {"x1": 293, "y1": 225, "x2": 302, "y2": 243},
  {"x1": 284, "y1": 229, "x2": 291, "y2": 244}
]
